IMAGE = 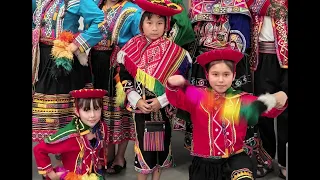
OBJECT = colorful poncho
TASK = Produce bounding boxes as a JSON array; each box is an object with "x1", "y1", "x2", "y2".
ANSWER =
[{"x1": 116, "y1": 35, "x2": 192, "y2": 105}]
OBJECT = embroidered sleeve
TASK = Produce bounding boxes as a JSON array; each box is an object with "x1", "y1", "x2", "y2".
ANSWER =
[
  {"x1": 68, "y1": 0, "x2": 104, "y2": 52},
  {"x1": 118, "y1": 63, "x2": 139, "y2": 107},
  {"x1": 119, "y1": 63, "x2": 135, "y2": 94},
  {"x1": 33, "y1": 138, "x2": 76, "y2": 175},
  {"x1": 228, "y1": 14, "x2": 251, "y2": 53}
]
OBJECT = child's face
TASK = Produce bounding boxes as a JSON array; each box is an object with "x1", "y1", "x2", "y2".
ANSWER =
[
  {"x1": 75, "y1": 100, "x2": 102, "y2": 128},
  {"x1": 207, "y1": 62, "x2": 235, "y2": 94},
  {"x1": 142, "y1": 14, "x2": 165, "y2": 40}
]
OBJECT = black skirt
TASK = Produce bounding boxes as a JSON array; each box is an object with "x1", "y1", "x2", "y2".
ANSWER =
[
  {"x1": 189, "y1": 152, "x2": 254, "y2": 180},
  {"x1": 35, "y1": 43, "x2": 92, "y2": 94},
  {"x1": 89, "y1": 49, "x2": 116, "y2": 96}
]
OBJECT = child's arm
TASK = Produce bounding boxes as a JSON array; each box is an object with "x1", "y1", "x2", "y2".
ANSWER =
[
  {"x1": 119, "y1": 63, "x2": 140, "y2": 108},
  {"x1": 241, "y1": 91, "x2": 288, "y2": 125},
  {"x1": 33, "y1": 138, "x2": 76, "y2": 177},
  {"x1": 118, "y1": 63, "x2": 152, "y2": 113},
  {"x1": 165, "y1": 75, "x2": 199, "y2": 113}
]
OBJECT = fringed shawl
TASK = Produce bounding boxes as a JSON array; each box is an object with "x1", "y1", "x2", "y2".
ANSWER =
[{"x1": 117, "y1": 35, "x2": 192, "y2": 96}]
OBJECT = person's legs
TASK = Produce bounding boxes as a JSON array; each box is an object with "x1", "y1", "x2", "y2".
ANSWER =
[
  {"x1": 151, "y1": 169, "x2": 162, "y2": 180},
  {"x1": 107, "y1": 144, "x2": 115, "y2": 164},
  {"x1": 113, "y1": 141, "x2": 129, "y2": 165},
  {"x1": 253, "y1": 53, "x2": 281, "y2": 177},
  {"x1": 104, "y1": 99, "x2": 135, "y2": 174},
  {"x1": 137, "y1": 173, "x2": 148, "y2": 180},
  {"x1": 277, "y1": 108, "x2": 288, "y2": 179}
]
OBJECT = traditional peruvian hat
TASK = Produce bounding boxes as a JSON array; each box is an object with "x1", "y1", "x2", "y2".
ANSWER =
[
  {"x1": 135, "y1": 0, "x2": 183, "y2": 16},
  {"x1": 196, "y1": 47, "x2": 243, "y2": 73},
  {"x1": 70, "y1": 88, "x2": 107, "y2": 99},
  {"x1": 136, "y1": 0, "x2": 183, "y2": 32},
  {"x1": 70, "y1": 84, "x2": 107, "y2": 111}
]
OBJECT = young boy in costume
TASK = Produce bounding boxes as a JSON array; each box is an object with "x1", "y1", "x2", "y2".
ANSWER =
[
  {"x1": 115, "y1": 0, "x2": 192, "y2": 179},
  {"x1": 165, "y1": 48, "x2": 288, "y2": 180}
]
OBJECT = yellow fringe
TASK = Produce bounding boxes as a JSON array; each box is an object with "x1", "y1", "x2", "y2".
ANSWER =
[
  {"x1": 115, "y1": 81, "x2": 127, "y2": 107},
  {"x1": 136, "y1": 69, "x2": 155, "y2": 92},
  {"x1": 81, "y1": 173, "x2": 99, "y2": 180},
  {"x1": 51, "y1": 40, "x2": 74, "y2": 60}
]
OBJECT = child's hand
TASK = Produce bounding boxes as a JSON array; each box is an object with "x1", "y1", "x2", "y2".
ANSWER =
[
  {"x1": 74, "y1": 50, "x2": 88, "y2": 66},
  {"x1": 146, "y1": 98, "x2": 161, "y2": 112},
  {"x1": 136, "y1": 99, "x2": 152, "y2": 114},
  {"x1": 272, "y1": 91, "x2": 288, "y2": 108},
  {"x1": 47, "y1": 171, "x2": 65, "y2": 180},
  {"x1": 167, "y1": 75, "x2": 186, "y2": 87},
  {"x1": 66, "y1": 42, "x2": 78, "y2": 53}
]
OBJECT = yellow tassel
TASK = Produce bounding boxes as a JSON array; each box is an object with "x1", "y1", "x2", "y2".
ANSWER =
[
  {"x1": 51, "y1": 40, "x2": 74, "y2": 60},
  {"x1": 53, "y1": 39, "x2": 70, "y2": 48},
  {"x1": 136, "y1": 69, "x2": 155, "y2": 92},
  {"x1": 81, "y1": 173, "x2": 99, "y2": 180},
  {"x1": 115, "y1": 81, "x2": 126, "y2": 107}
]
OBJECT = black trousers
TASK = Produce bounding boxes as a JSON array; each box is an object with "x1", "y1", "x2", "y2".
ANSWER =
[
  {"x1": 189, "y1": 152, "x2": 254, "y2": 180},
  {"x1": 254, "y1": 53, "x2": 288, "y2": 167}
]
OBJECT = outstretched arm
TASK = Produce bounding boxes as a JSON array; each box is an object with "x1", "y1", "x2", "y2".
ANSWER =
[
  {"x1": 165, "y1": 75, "x2": 199, "y2": 113},
  {"x1": 241, "y1": 91, "x2": 288, "y2": 125}
]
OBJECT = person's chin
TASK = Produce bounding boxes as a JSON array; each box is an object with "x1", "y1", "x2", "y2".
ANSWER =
[
  {"x1": 149, "y1": 35, "x2": 160, "y2": 40},
  {"x1": 86, "y1": 121, "x2": 99, "y2": 127},
  {"x1": 214, "y1": 87, "x2": 227, "y2": 93}
]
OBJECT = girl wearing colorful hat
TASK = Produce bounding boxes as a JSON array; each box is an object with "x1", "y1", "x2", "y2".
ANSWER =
[
  {"x1": 165, "y1": 48, "x2": 288, "y2": 180},
  {"x1": 115, "y1": 0, "x2": 192, "y2": 179},
  {"x1": 33, "y1": 85, "x2": 108, "y2": 180}
]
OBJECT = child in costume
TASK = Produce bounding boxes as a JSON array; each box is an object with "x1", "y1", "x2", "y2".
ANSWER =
[
  {"x1": 89, "y1": 0, "x2": 142, "y2": 175},
  {"x1": 165, "y1": 48, "x2": 288, "y2": 180},
  {"x1": 182, "y1": 0, "x2": 252, "y2": 157},
  {"x1": 33, "y1": 85, "x2": 108, "y2": 180},
  {"x1": 115, "y1": 0, "x2": 192, "y2": 179}
]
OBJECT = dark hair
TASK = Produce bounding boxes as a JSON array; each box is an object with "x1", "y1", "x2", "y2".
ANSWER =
[
  {"x1": 139, "y1": 11, "x2": 167, "y2": 33},
  {"x1": 76, "y1": 83, "x2": 103, "y2": 111},
  {"x1": 77, "y1": 98, "x2": 103, "y2": 111},
  {"x1": 205, "y1": 60, "x2": 235, "y2": 72}
]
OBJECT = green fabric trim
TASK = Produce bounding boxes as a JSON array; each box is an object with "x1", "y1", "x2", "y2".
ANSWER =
[{"x1": 44, "y1": 118, "x2": 91, "y2": 144}]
